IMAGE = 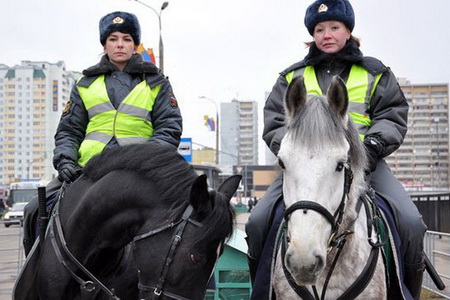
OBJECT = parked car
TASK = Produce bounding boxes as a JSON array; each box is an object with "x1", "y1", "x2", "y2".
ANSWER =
[{"x1": 3, "y1": 202, "x2": 28, "y2": 227}]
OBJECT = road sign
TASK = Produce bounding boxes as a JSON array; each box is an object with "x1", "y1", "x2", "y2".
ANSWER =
[{"x1": 178, "y1": 138, "x2": 192, "y2": 162}]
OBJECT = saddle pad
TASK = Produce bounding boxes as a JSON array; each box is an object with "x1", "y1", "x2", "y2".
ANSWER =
[
  {"x1": 250, "y1": 199, "x2": 284, "y2": 300},
  {"x1": 375, "y1": 194, "x2": 413, "y2": 300}
]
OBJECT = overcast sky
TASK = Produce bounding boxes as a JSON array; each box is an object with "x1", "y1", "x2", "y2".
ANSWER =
[{"x1": 3, "y1": 0, "x2": 450, "y2": 163}]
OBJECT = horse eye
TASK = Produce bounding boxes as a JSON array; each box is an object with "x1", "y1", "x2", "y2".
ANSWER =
[
  {"x1": 190, "y1": 253, "x2": 206, "y2": 265},
  {"x1": 190, "y1": 254, "x2": 198, "y2": 264},
  {"x1": 278, "y1": 159, "x2": 285, "y2": 169},
  {"x1": 336, "y1": 162, "x2": 345, "y2": 172}
]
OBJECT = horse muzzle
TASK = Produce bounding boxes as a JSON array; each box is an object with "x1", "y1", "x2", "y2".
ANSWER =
[{"x1": 284, "y1": 245, "x2": 325, "y2": 285}]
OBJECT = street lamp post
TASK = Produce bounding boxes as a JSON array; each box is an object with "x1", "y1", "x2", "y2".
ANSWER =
[
  {"x1": 132, "y1": 0, "x2": 169, "y2": 73},
  {"x1": 199, "y1": 96, "x2": 219, "y2": 165}
]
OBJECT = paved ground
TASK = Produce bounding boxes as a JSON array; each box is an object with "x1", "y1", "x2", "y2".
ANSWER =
[
  {"x1": 0, "y1": 224, "x2": 24, "y2": 300},
  {"x1": 236, "y1": 212, "x2": 250, "y2": 231},
  {"x1": 424, "y1": 233, "x2": 450, "y2": 298}
]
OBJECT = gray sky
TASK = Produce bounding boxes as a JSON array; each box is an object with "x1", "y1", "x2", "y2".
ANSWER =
[{"x1": 3, "y1": 0, "x2": 450, "y2": 162}]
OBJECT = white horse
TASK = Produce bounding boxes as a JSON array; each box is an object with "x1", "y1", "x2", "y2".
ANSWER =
[{"x1": 273, "y1": 75, "x2": 388, "y2": 299}]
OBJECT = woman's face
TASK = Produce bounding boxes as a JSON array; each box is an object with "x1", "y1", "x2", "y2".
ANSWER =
[
  {"x1": 313, "y1": 20, "x2": 351, "y2": 54},
  {"x1": 104, "y1": 31, "x2": 137, "y2": 70}
]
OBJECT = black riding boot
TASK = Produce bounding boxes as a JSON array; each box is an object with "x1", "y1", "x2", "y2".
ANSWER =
[
  {"x1": 247, "y1": 255, "x2": 260, "y2": 285},
  {"x1": 23, "y1": 195, "x2": 39, "y2": 257},
  {"x1": 23, "y1": 238, "x2": 35, "y2": 257},
  {"x1": 404, "y1": 259, "x2": 425, "y2": 300}
]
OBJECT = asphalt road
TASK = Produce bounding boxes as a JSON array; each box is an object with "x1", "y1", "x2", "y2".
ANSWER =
[{"x1": 0, "y1": 222, "x2": 24, "y2": 300}]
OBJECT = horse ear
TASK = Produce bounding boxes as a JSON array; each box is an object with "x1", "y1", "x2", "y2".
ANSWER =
[
  {"x1": 284, "y1": 75, "x2": 307, "y2": 125},
  {"x1": 327, "y1": 75, "x2": 349, "y2": 118},
  {"x1": 190, "y1": 174, "x2": 211, "y2": 212},
  {"x1": 218, "y1": 175, "x2": 242, "y2": 201}
]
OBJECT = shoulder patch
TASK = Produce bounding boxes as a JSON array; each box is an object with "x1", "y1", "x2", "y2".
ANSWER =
[
  {"x1": 77, "y1": 76, "x2": 97, "y2": 88},
  {"x1": 62, "y1": 101, "x2": 72, "y2": 116},
  {"x1": 169, "y1": 92, "x2": 178, "y2": 109},
  {"x1": 361, "y1": 57, "x2": 388, "y2": 75}
]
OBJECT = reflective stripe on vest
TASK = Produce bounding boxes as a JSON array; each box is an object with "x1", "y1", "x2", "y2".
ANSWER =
[
  {"x1": 77, "y1": 75, "x2": 160, "y2": 166},
  {"x1": 285, "y1": 65, "x2": 382, "y2": 140}
]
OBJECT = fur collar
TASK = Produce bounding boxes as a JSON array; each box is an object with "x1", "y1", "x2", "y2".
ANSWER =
[
  {"x1": 82, "y1": 54, "x2": 159, "y2": 77},
  {"x1": 303, "y1": 39, "x2": 363, "y2": 67}
]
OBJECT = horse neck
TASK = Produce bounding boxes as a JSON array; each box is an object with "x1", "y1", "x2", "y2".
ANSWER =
[{"x1": 62, "y1": 186, "x2": 176, "y2": 258}]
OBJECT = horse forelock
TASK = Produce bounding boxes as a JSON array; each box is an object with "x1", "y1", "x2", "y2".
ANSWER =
[
  {"x1": 288, "y1": 96, "x2": 347, "y2": 150},
  {"x1": 286, "y1": 95, "x2": 366, "y2": 182}
]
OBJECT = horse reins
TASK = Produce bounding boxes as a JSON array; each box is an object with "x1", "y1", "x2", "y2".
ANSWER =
[
  {"x1": 279, "y1": 165, "x2": 388, "y2": 300},
  {"x1": 49, "y1": 201, "x2": 121, "y2": 300},
  {"x1": 49, "y1": 203, "x2": 203, "y2": 300}
]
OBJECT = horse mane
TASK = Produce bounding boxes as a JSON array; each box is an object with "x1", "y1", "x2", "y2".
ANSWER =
[
  {"x1": 288, "y1": 95, "x2": 366, "y2": 173},
  {"x1": 83, "y1": 143, "x2": 234, "y2": 243},
  {"x1": 83, "y1": 143, "x2": 198, "y2": 204}
]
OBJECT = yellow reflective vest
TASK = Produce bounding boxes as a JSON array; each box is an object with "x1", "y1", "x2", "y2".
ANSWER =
[
  {"x1": 285, "y1": 65, "x2": 382, "y2": 140},
  {"x1": 77, "y1": 75, "x2": 161, "y2": 166}
]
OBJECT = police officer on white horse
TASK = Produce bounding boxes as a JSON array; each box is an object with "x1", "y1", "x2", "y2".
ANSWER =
[{"x1": 245, "y1": 1, "x2": 427, "y2": 299}]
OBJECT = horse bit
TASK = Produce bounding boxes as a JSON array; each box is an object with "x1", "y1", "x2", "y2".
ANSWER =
[
  {"x1": 279, "y1": 164, "x2": 387, "y2": 300},
  {"x1": 49, "y1": 203, "x2": 202, "y2": 300}
]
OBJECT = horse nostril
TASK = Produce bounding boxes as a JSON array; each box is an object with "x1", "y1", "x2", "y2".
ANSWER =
[
  {"x1": 314, "y1": 254, "x2": 324, "y2": 272},
  {"x1": 285, "y1": 252, "x2": 292, "y2": 268}
]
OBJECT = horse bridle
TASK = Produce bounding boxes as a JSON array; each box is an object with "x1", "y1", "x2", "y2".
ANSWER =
[
  {"x1": 279, "y1": 165, "x2": 387, "y2": 300},
  {"x1": 132, "y1": 204, "x2": 204, "y2": 300},
  {"x1": 49, "y1": 203, "x2": 203, "y2": 300},
  {"x1": 283, "y1": 165, "x2": 354, "y2": 249}
]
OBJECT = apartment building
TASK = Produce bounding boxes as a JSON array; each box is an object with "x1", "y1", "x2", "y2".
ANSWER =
[
  {"x1": 385, "y1": 79, "x2": 449, "y2": 190},
  {"x1": 0, "y1": 61, "x2": 80, "y2": 184},
  {"x1": 220, "y1": 100, "x2": 258, "y2": 167}
]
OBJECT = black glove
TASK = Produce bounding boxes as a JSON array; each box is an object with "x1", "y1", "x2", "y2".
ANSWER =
[
  {"x1": 58, "y1": 163, "x2": 81, "y2": 183},
  {"x1": 364, "y1": 137, "x2": 383, "y2": 173},
  {"x1": 365, "y1": 144, "x2": 379, "y2": 173}
]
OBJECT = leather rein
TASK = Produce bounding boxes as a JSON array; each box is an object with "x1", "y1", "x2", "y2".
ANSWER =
[
  {"x1": 278, "y1": 166, "x2": 388, "y2": 300},
  {"x1": 49, "y1": 203, "x2": 201, "y2": 300}
]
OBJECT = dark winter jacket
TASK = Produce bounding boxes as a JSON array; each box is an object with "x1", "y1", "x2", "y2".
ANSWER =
[
  {"x1": 53, "y1": 54, "x2": 182, "y2": 170},
  {"x1": 263, "y1": 40, "x2": 408, "y2": 161}
]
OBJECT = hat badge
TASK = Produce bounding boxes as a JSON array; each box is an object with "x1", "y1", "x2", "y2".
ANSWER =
[
  {"x1": 318, "y1": 4, "x2": 328, "y2": 13},
  {"x1": 112, "y1": 17, "x2": 124, "y2": 24}
]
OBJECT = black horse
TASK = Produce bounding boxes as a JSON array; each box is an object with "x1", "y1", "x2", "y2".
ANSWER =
[{"x1": 14, "y1": 143, "x2": 241, "y2": 300}]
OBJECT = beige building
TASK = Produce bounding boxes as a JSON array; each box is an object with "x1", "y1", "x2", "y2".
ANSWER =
[
  {"x1": 0, "y1": 61, "x2": 80, "y2": 184},
  {"x1": 192, "y1": 148, "x2": 215, "y2": 164},
  {"x1": 385, "y1": 79, "x2": 449, "y2": 190}
]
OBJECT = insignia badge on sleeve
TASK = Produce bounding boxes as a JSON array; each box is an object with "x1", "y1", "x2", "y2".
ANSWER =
[{"x1": 169, "y1": 92, "x2": 178, "y2": 109}]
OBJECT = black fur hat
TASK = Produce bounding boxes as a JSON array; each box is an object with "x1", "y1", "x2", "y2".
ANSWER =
[
  {"x1": 99, "y1": 11, "x2": 141, "y2": 45},
  {"x1": 304, "y1": 0, "x2": 355, "y2": 35}
]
